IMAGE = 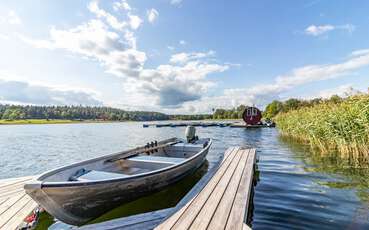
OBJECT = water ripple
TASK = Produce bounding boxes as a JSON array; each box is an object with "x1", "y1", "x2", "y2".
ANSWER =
[{"x1": 0, "y1": 123, "x2": 368, "y2": 229}]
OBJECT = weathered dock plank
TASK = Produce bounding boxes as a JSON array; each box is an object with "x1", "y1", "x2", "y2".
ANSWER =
[
  {"x1": 155, "y1": 147, "x2": 255, "y2": 230},
  {"x1": 226, "y1": 149, "x2": 256, "y2": 230},
  {"x1": 0, "y1": 176, "x2": 37, "y2": 230}
]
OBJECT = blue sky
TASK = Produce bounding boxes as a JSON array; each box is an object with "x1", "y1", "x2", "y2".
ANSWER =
[{"x1": 0, "y1": 0, "x2": 368, "y2": 114}]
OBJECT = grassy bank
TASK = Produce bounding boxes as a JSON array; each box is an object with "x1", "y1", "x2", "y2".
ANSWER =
[
  {"x1": 275, "y1": 94, "x2": 369, "y2": 155},
  {"x1": 0, "y1": 119, "x2": 100, "y2": 125}
]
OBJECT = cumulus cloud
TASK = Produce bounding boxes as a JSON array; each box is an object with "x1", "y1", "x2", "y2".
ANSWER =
[
  {"x1": 20, "y1": 19, "x2": 146, "y2": 77},
  {"x1": 314, "y1": 85, "x2": 362, "y2": 99},
  {"x1": 21, "y1": 0, "x2": 230, "y2": 108},
  {"x1": 305, "y1": 24, "x2": 334, "y2": 36},
  {"x1": 8, "y1": 10, "x2": 22, "y2": 25},
  {"x1": 176, "y1": 48, "x2": 369, "y2": 113},
  {"x1": 135, "y1": 60, "x2": 229, "y2": 107},
  {"x1": 179, "y1": 40, "x2": 186, "y2": 45},
  {"x1": 304, "y1": 24, "x2": 355, "y2": 36},
  {"x1": 170, "y1": 0, "x2": 183, "y2": 5},
  {"x1": 0, "y1": 79, "x2": 102, "y2": 106},
  {"x1": 0, "y1": 34, "x2": 10, "y2": 40},
  {"x1": 234, "y1": 48, "x2": 369, "y2": 100},
  {"x1": 113, "y1": 0, "x2": 131, "y2": 11},
  {"x1": 170, "y1": 50, "x2": 215, "y2": 64},
  {"x1": 147, "y1": 8, "x2": 159, "y2": 24},
  {"x1": 0, "y1": 10, "x2": 22, "y2": 25},
  {"x1": 128, "y1": 14, "x2": 143, "y2": 30}
]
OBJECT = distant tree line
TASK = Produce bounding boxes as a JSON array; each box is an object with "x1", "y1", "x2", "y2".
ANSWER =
[
  {"x1": 263, "y1": 95, "x2": 344, "y2": 119},
  {"x1": 169, "y1": 114, "x2": 213, "y2": 120},
  {"x1": 211, "y1": 105, "x2": 247, "y2": 119},
  {"x1": 4, "y1": 98, "x2": 346, "y2": 122},
  {"x1": 0, "y1": 105, "x2": 170, "y2": 121}
]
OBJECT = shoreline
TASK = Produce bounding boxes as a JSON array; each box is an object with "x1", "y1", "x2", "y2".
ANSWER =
[
  {"x1": 0, "y1": 119, "x2": 243, "y2": 126},
  {"x1": 0, "y1": 119, "x2": 127, "y2": 125}
]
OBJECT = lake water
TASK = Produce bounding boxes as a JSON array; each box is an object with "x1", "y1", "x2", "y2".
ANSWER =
[{"x1": 1, "y1": 122, "x2": 368, "y2": 229}]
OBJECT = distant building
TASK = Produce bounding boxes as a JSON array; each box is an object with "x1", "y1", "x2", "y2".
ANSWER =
[{"x1": 242, "y1": 106, "x2": 262, "y2": 125}]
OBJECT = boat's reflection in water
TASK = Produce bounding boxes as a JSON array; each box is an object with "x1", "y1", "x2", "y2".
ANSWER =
[{"x1": 87, "y1": 160, "x2": 209, "y2": 225}]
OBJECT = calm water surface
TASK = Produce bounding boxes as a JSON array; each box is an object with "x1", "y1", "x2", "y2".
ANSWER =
[{"x1": 0, "y1": 122, "x2": 368, "y2": 229}]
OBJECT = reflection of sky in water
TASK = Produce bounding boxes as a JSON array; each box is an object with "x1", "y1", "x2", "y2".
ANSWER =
[{"x1": 1, "y1": 123, "x2": 368, "y2": 229}]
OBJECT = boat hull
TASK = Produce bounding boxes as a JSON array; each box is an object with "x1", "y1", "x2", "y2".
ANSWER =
[{"x1": 25, "y1": 144, "x2": 210, "y2": 226}]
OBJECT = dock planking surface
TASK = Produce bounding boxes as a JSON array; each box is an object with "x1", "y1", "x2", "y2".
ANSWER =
[
  {"x1": 155, "y1": 147, "x2": 256, "y2": 230},
  {"x1": 0, "y1": 176, "x2": 37, "y2": 230}
]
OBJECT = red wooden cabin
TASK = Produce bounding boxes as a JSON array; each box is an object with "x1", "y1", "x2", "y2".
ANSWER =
[{"x1": 242, "y1": 106, "x2": 262, "y2": 125}]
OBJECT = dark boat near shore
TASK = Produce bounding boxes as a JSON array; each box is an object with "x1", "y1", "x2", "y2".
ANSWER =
[{"x1": 24, "y1": 136, "x2": 211, "y2": 226}]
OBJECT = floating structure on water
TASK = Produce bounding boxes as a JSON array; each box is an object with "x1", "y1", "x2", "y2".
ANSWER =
[
  {"x1": 24, "y1": 133, "x2": 211, "y2": 225},
  {"x1": 144, "y1": 106, "x2": 275, "y2": 129},
  {"x1": 79, "y1": 147, "x2": 256, "y2": 230},
  {"x1": 143, "y1": 122, "x2": 234, "y2": 128}
]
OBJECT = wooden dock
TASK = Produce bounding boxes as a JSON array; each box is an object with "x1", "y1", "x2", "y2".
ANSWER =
[
  {"x1": 142, "y1": 122, "x2": 233, "y2": 128},
  {"x1": 80, "y1": 147, "x2": 256, "y2": 230},
  {"x1": 0, "y1": 147, "x2": 256, "y2": 230},
  {"x1": 143, "y1": 121, "x2": 274, "y2": 129},
  {"x1": 0, "y1": 176, "x2": 38, "y2": 230},
  {"x1": 155, "y1": 147, "x2": 255, "y2": 230}
]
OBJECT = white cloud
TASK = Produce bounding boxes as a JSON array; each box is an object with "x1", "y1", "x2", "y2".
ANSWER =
[
  {"x1": 7, "y1": 10, "x2": 22, "y2": 25},
  {"x1": 124, "y1": 59, "x2": 229, "y2": 107},
  {"x1": 20, "y1": 19, "x2": 146, "y2": 77},
  {"x1": 174, "y1": 48, "x2": 369, "y2": 113},
  {"x1": 170, "y1": 50, "x2": 215, "y2": 64},
  {"x1": 113, "y1": 0, "x2": 131, "y2": 11},
  {"x1": 304, "y1": 23, "x2": 355, "y2": 36},
  {"x1": 179, "y1": 40, "x2": 186, "y2": 45},
  {"x1": 315, "y1": 85, "x2": 362, "y2": 99},
  {"x1": 147, "y1": 9, "x2": 159, "y2": 24},
  {"x1": 167, "y1": 46, "x2": 175, "y2": 51},
  {"x1": 338, "y1": 24, "x2": 355, "y2": 34},
  {"x1": 170, "y1": 0, "x2": 183, "y2": 5},
  {"x1": 305, "y1": 24, "x2": 334, "y2": 36},
  {"x1": 21, "y1": 1, "x2": 230, "y2": 108},
  {"x1": 0, "y1": 34, "x2": 10, "y2": 40},
  {"x1": 0, "y1": 10, "x2": 22, "y2": 25},
  {"x1": 128, "y1": 14, "x2": 143, "y2": 30},
  {"x1": 88, "y1": 1, "x2": 127, "y2": 31},
  {"x1": 350, "y1": 49, "x2": 369, "y2": 57},
  {"x1": 88, "y1": 1, "x2": 142, "y2": 31},
  {"x1": 0, "y1": 78, "x2": 102, "y2": 106}
]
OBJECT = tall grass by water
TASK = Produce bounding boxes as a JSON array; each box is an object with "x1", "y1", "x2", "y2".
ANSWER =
[{"x1": 275, "y1": 94, "x2": 369, "y2": 155}]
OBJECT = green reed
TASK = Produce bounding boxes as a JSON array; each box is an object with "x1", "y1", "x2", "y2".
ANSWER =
[{"x1": 275, "y1": 94, "x2": 369, "y2": 155}]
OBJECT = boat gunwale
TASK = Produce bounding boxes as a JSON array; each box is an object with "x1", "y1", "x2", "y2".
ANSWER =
[{"x1": 33, "y1": 138, "x2": 212, "y2": 188}]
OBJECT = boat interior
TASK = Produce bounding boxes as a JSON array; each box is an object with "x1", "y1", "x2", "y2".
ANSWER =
[{"x1": 40, "y1": 138, "x2": 209, "y2": 183}]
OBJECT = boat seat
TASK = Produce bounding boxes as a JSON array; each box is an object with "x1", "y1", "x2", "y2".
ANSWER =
[
  {"x1": 70, "y1": 169, "x2": 130, "y2": 182},
  {"x1": 128, "y1": 155, "x2": 186, "y2": 164},
  {"x1": 167, "y1": 142, "x2": 204, "y2": 152}
]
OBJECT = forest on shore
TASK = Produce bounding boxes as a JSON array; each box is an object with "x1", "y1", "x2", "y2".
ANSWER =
[{"x1": 0, "y1": 92, "x2": 364, "y2": 124}]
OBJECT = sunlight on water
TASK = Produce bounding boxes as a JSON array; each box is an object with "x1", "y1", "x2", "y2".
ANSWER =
[{"x1": 1, "y1": 122, "x2": 368, "y2": 229}]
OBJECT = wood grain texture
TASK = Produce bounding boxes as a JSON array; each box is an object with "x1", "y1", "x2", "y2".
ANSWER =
[
  {"x1": 167, "y1": 147, "x2": 240, "y2": 230},
  {"x1": 206, "y1": 149, "x2": 250, "y2": 230},
  {"x1": 225, "y1": 148, "x2": 256, "y2": 230},
  {"x1": 0, "y1": 176, "x2": 38, "y2": 230},
  {"x1": 188, "y1": 149, "x2": 244, "y2": 230},
  {"x1": 155, "y1": 147, "x2": 238, "y2": 230},
  {"x1": 155, "y1": 147, "x2": 255, "y2": 230}
]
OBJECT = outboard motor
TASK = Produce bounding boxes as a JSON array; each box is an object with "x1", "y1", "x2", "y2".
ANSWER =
[{"x1": 185, "y1": 126, "x2": 197, "y2": 143}]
